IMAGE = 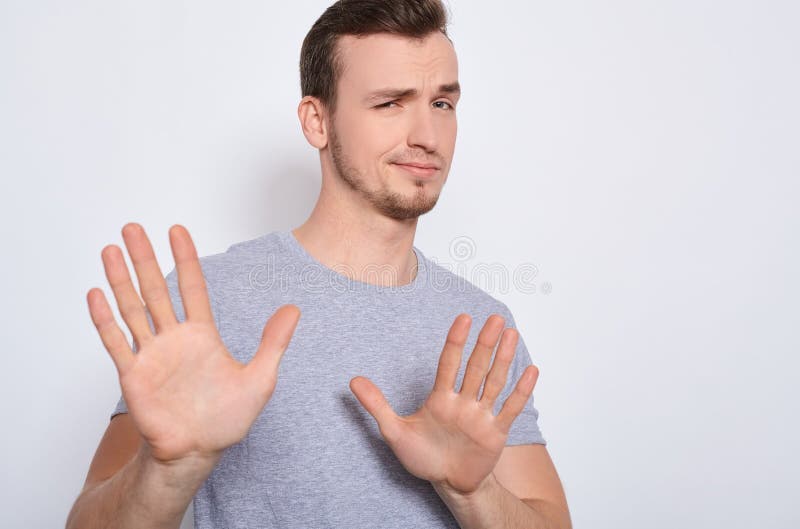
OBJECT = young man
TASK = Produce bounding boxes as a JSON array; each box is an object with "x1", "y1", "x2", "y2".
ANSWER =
[{"x1": 67, "y1": 1, "x2": 571, "y2": 528}]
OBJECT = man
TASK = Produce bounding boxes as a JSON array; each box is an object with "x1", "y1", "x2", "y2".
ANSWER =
[{"x1": 66, "y1": 1, "x2": 571, "y2": 528}]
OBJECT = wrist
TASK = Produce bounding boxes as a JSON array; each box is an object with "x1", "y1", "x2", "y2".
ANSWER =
[
  {"x1": 136, "y1": 442, "x2": 221, "y2": 492},
  {"x1": 432, "y1": 472, "x2": 499, "y2": 505},
  {"x1": 431, "y1": 473, "x2": 504, "y2": 529}
]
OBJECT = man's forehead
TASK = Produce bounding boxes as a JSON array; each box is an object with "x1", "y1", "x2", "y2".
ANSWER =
[{"x1": 336, "y1": 32, "x2": 458, "y2": 86}]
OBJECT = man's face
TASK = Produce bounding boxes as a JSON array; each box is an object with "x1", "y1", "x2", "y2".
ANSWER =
[{"x1": 325, "y1": 31, "x2": 459, "y2": 220}]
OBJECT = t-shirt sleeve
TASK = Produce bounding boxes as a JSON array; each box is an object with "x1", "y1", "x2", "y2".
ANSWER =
[
  {"x1": 109, "y1": 266, "x2": 193, "y2": 421},
  {"x1": 491, "y1": 303, "x2": 547, "y2": 446}
]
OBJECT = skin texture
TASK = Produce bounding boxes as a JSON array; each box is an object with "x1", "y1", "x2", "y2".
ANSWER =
[
  {"x1": 326, "y1": 32, "x2": 458, "y2": 221},
  {"x1": 67, "y1": 225, "x2": 302, "y2": 529},
  {"x1": 350, "y1": 313, "x2": 537, "y2": 493},
  {"x1": 293, "y1": 31, "x2": 459, "y2": 286},
  {"x1": 91, "y1": 224, "x2": 301, "y2": 466}
]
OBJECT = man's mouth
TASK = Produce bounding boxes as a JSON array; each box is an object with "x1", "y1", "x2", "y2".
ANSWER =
[{"x1": 392, "y1": 162, "x2": 440, "y2": 178}]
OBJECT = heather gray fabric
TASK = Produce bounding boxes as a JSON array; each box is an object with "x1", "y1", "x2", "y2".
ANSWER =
[{"x1": 111, "y1": 229, "x2": 546, "y2": 529}]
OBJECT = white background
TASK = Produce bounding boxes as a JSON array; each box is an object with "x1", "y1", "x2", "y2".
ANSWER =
[{"x1": 1, "y1": 1, "x2": 798, "y2": 528}]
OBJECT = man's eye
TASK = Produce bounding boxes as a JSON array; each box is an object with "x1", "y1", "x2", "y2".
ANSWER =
[{"x1": 375, "y1": 100, "x2": 454, "y2": 110}]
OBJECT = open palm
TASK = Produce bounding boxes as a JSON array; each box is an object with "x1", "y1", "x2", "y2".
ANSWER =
[
  {"x1": 349, "y1": 313, "x2": 539, "y2": 494},
  {"x1": 87, "y1": 223, "x2": 300, "y2": 464}
]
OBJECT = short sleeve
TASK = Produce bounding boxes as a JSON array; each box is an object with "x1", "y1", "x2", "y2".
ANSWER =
[
  {"x1": 492, "y1": 303, "x2": 547, "y2": 446},
  {"x1": 109, "y1": 265, "x2": 216, "y2": 421}
]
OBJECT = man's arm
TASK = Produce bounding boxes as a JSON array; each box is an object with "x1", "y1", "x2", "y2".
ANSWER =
[
  {"x1": 350, "y1": 312, "x2": 571, "y2": 528},
  {"x1": 432, "y1": 444, "x2": 572, "y2": 529},
  {"x1": 65, "y1": 415, "x2": 219, "y2": 529},
  {"x1": 68, "y1": 223, "x2": 300, "y2": 529}
]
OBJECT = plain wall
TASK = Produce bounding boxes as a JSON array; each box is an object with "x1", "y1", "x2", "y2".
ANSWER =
[{"x1": 1, "y1": 1, "x2": 798, "y2": 527}]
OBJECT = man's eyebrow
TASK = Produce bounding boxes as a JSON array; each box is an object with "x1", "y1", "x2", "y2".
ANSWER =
[{"x1": 363, "y1": 82, "x2": 461, "y2": 102}]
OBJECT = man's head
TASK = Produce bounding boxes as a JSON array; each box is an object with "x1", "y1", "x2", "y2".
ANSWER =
[{"x1": 298, "y1": 0, "x2": 459, "y2": 221}]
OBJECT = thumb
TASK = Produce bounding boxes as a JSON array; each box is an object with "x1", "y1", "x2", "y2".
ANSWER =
[
  {"x1": 349, "y1": 376, "x2": 401, "y2": 442},
  {"x1": 245, "y1": 304, "x2": 301, "y2": 385}
]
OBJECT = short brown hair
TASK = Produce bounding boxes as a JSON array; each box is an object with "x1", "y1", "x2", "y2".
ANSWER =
[{"x1": 300, "y1": 0, "x2": 451, "y2": 117}]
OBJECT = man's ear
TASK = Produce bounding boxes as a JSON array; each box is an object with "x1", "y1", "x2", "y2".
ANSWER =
[{"x1": 297, "y1": 96, "x2": 329, "y2": 149}]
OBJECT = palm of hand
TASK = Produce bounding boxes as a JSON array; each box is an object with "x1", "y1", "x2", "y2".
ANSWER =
[
  {"x1": 350, "y1": 313, "x2": 539, "y2": 495},
  {"x1": 384, "y1": 386, "x2": 510, "y2": 493},
  {"x1": 120, "y1": 322, "x2": 258, "y2": 463},
  {"x1": 87, "y1": 223, "x2": 300, "y2": 464}
]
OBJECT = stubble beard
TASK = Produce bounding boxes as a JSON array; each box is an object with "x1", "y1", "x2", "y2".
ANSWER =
[{"x1": 328, "y1": 123, "x2": 441, "y2": 221}]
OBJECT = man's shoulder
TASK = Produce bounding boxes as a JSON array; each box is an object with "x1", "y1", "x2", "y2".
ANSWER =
[
  {"x1": 164, "y1": 230, "x2": 284, "y2": 285},
  {"x1": 222, "y1": 230, "x2": 283, "y2": 257},
  {"x1": 422, "y1": 254, "x2": 516, "y2": 323}
]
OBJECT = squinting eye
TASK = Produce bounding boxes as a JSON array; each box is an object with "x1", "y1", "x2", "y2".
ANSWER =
[
  {"x1": 376, "y1": 101, "x2": 398, "y2": 108},
  {"x1": 434, "y1": 101, "x2": 454, "y2": 110}
]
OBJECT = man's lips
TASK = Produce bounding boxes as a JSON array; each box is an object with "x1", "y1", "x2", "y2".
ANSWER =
[
  {"x1": 392, "y1": 162, "x2": 440, "y2": 177},
  {"x1": 394, "y1": 162, "x2": 439, "y2": 170}
]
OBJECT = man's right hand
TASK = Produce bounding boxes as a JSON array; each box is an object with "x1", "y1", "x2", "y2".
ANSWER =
[{"x1": 86, "y1": 223, "x2": 300, "y2": 469}]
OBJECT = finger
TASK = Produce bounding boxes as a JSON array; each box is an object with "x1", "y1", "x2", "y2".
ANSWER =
[
  {"x1": 101, "y1": 243, "x2": 155, "y2": 349},
  {"x1": 478, "y1": 327, "x2": 518, "y2": 408},
  {"x1": 121, "y1": 223, "x2": 179, "y2": 332},
  {"x1": 244, "y1": 304, "x2": 302, "y2": 394},
  {"x1": 168, "y1": 224, "x2": 214, "y2": 323},
  {"x1": 432, "y1": 313, "x2": 471, "y2": 393},
  {"x1": 495, "y1": 365, "x2": 540, "y2": 434},
  {"x1": 459, "y1": 314, "x2": 505, "y2": 400},
  {"x1": 87, "y1": 287, "x2": 134, "y2": 375},
  {"x1": 349, "y1": 376, "x2": 401, "y2": 443}
]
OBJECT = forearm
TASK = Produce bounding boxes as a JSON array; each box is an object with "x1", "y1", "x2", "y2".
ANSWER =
[
  {"x1": 66, "y1": 444, "x2": 216, "y2": 529},
  {"x1": 433, "y1": 473, "x2": 571, "y2": 529}
]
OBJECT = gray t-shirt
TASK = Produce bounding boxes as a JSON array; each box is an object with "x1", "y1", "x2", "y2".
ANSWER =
[{"x1": 111, "y1": 229, "x2": 546, "y2": 528}]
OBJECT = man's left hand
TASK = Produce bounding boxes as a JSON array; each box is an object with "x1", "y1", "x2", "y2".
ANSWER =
[{"x1": 349, "y1": 313, "x2": 539, "y2": 495}]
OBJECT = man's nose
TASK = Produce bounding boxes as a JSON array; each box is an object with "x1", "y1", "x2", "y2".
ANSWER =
[{"x1": 407, "y1": 105, "x2": 439, "y2": 153}]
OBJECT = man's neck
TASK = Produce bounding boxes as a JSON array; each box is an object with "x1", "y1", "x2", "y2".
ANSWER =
[{"x1": 291, "y1": 210, "x2": 420, "y2": 288}]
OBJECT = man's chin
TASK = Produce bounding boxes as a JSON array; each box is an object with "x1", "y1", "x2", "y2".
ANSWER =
[{"x1": 373, "y1": 190, "x2": 440, "y2": 220}]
